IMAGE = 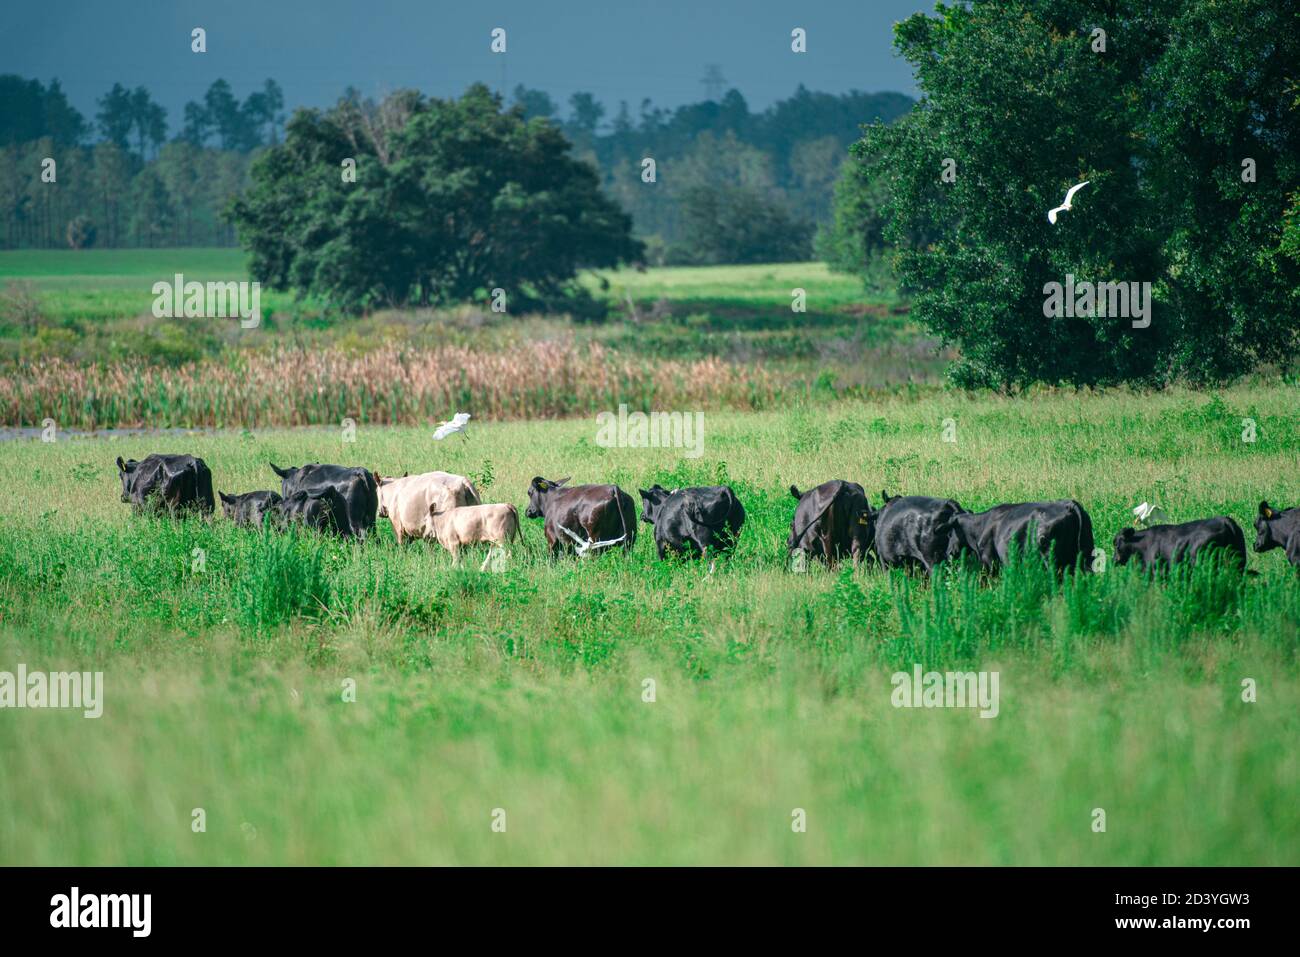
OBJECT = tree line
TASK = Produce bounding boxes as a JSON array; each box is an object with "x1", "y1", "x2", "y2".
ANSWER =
[{"x1": 0, "y1": 73, "x2": 909, "y2": 257}]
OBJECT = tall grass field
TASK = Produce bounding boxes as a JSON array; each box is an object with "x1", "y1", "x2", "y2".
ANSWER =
[{"x1": 1, "y1": 384, "x2": 1297, "y2": 864}]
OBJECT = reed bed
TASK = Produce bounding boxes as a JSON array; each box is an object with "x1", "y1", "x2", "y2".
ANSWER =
[{"x1": 0, "y1": 340, "x2": 781, "y2": 429}]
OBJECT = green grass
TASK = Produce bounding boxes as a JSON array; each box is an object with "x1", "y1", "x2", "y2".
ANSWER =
[
  {"x1": 0, "y1": 250, "x2": 940, "y2": 386},
  {"x1": 1, "y1": 383, "x2": 1297, "y2": 864}
]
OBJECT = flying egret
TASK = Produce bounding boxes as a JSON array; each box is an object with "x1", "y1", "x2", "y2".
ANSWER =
[
  {"x1": 1132, "y1": 502, "x2": 1169, "y2": 527},
  {"x1": 433, "y1": 412, "x2": 471, "y2": 441},
  {"x1": 1047, "y1": 180, "x2": 1090, "y2": 224}
]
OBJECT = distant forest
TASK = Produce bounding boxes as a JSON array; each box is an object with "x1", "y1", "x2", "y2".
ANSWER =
[{"x1": 0, "y1": 74, "x2": 911, "y2": 263}]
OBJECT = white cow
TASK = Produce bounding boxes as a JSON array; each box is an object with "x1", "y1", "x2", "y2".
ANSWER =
[
  {"x1": 375, "y1": 471, "x2": 480, "y2": 544},
  {"x1": 430, "y1": 504, "x2": 521, "y2": 570}
]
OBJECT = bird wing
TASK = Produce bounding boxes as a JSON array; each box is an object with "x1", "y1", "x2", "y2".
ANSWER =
[
  {"x1": 433, "y1": 425, "x2": 453, "y2": 440},
  {"x1": 451, "y1": 412, "x2": 471, "y2": 427},
  {"x1": 1048, "y1": 206, "x2": 1065, "y2": 224},
  {"x1": 1063, "y1": 180, "x2": 1090, "y2": 205}
]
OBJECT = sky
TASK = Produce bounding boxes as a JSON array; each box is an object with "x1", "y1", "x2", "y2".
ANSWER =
[{"x1": 3, "y1": 0, "x2": 929, "y2": 129}]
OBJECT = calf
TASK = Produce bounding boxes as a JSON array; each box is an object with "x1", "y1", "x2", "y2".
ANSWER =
[
  {"x1": 787, "y1": 480, "x2": 874, "y2": 567},
  {"x1": 273, "y1": 487, "x2": 350, "y2": 536},
  {"x1": 1254, "y1": 501, "x2": 1300, "y2": 570},
  {"x1": 874, "y1": 491, "x2": 966, "y2": 574},
  {"x1": 270, "y1": 462, "x2": 377, "y2": 539},
  {"x1": 639, "y1": 484, "x2": 745, "y2": 560},
  {"x1": 429, "y1": 504, "x2": 521, "y2": 570},
  {"x1": 951, "y1": 500, "x2": 1094, "y2": 574},
  {"x1": 375, "y1": 470, "x2": 480, "y2": 544},
  {"x1": 117, "y1": 454, "x2": 215, "y2": 515},
  {"x1": 525, "y1": 477, "x2": 636, "y2": 557},
  {"x1": 219, "y1": 490, "x2": 283, "y2": 528},
  {"x1": 1112, "y1": 516, "x2": 1247, "y2": 573}
]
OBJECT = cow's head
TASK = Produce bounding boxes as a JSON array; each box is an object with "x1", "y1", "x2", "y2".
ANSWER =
[
  {"x1": 116, "y1": 457, "x2": 137, "y2": 502},
  {"x1": 526, "y1": 476, "x2": 569, "y2": 519},
  {"x1": 1255, "y1": 501, "x2": 1289, "y2": 553},
  {"x1": 1112, "y1": 527, "x2": 1139, "y2": 566},
  {"x1": 639, "y1": 485, "x2": 671, "y2": 524},
  {"x1": 851, "y1": 500, "x2": 878, "y2": 556},
  {"x1": 944, "y1": 512, "x2": 974, "y2": 562},
  {"x1": 219, "y1": 490, "x2": 237, "y2": 520},
  {"x1": 374, "y1": 472, "x2": 394, "y2": 517}
]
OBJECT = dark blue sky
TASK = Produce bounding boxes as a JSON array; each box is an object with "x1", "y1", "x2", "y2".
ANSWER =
[{"x1": 6, "y1": 0, "x2": 928, "y2": 129}]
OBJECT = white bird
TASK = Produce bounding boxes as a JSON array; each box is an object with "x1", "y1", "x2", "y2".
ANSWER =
[
  {"x1": 433, "y1": 412, "x2": 471, "y2": 441},
  {"x1": 558, "y1": 523, "x2": 626, "y2": 557},
  {"x1": 1047, "y1": 180, "x2": 1090, "y2": 224},
  {"x1": 1132, "y1": 502, "x2": 1170, "y2": 527}
]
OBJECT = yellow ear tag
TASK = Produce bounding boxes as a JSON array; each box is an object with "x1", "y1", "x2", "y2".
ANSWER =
[
  {"x1": 858, "y1": 515, "x2": 869, "y2": 525},
  {"x1": 1264, "y1": 508, "x2": 1273, "y2": 518}
]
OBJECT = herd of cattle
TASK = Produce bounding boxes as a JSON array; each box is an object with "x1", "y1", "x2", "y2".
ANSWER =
[{"x1": 116, "y1": 453, "x2": 1300, "y2": 575}]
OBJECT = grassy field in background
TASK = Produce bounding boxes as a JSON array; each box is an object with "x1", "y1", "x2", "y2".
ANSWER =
[
  {"x1": 0, "y1": 249, "x2": 943, "y2": 395},
  {"x1": 1, "y1": 384, "x2": 1297, "y2": 864}
]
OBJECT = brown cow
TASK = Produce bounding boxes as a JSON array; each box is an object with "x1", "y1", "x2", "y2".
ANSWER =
[{"x1": 525, "y1": 477, "x2": 636, "y2": 557}]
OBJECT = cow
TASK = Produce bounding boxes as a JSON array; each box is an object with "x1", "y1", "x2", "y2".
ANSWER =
[
  {"x1": 1112, "y1": 516, "x2": 1247, "y2": 573},
  {"x1": 787, "y1": 480, "x2": 874, "y2": 567},
  {"x1": 950, "y1": 500, "x2": 1094, "y2": 574},
  {"x1": 428, "y1": 504, "x2": 521, "y2": 570},
  {"x1": 525, "y1": 477, "x2": 636, "y2": 557},
  {"x1": 117, "y1": 454, "x2": 215, "y2": 515},
  {"x1": 374, "y1": 470, "x2": 481, "y2": 544},
  {"x1": 1254, "y1": 501, "x2": 1300, "y2": 570},
  {"x1": 270, "y1": 462, "x2": 377, "y2": 539},
  {"x1": 638, "y1": 484, "x2": 745, "y2": 561},
  {"x1": 273, "y1": 487, "x2": 350, "y2": 536},
  {"x1": 874, "y1": 491, "x2": 966, "y2": 575},
  {"x1": 218, "y1": 490, "x2": 283, "y2": 528}
]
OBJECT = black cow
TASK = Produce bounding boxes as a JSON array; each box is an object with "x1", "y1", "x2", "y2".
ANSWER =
[
  {"x1": 272, "y1": 487, "x2": 350, "y2": 535},
  {"x1": 639, "y1": 484, "x2": 745, "y2": 560},
  {"x1": 117, "y1": 454, "x2": 215, "y2": 515},
  {"x1": 270, "y1": 463, "x2": 377, "y2": 539},
  {"x1": 874, "y1": 491, "x2": 966, "y2": 574},
  {"x1": 787, "y1": 480, "x2": 874, "y2": 567},
  {"x1": 1112, "y1": 517, "x2": 1247, "y2": 573},
  {"x1": 218, "y1": 490, "x2": 283, "y2": 528},
  {"x1": 525, "y1": 477, "x2": 636, "y2": 557},
  {"x1": 951, "y1": 500, "x2": 1094, "y2": 574},
  {"x1": 1254, "y1": 501, "x2": 1300, "y2": 570}
]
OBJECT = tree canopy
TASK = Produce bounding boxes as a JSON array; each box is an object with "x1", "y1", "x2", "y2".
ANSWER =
[
  {"x1": 834, "y1": 0, "x2": 1300, "y2": 388},
  {"x1": 230, "y1": 84, "x2": 643, "y2": 312}
]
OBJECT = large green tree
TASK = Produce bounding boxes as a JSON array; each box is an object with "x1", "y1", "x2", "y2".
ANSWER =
[
  {"x1": 230, "y1": 84, "x2": 643, "y2": 311},
  {"x1": 840, "y1": 0, "x2": 1300, "y2": 388}
]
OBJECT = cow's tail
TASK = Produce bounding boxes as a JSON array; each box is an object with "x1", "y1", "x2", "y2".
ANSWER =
[
  {"x1": 788, "y1": 483, "x2": 842, "y2": 552},
  {"x1": 614, "y1": 487, "x2": 632, "y2": 548},
  {"x1": 505, "y1": 504, "x2": 521, "y2": 544},
  {"x1": 1072, "y1": 500, "x2": 1094, "y2": 573}
]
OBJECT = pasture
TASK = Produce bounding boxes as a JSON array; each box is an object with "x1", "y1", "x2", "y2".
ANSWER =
[{"x1": 1, "y1": 383, "x2": 1297, "y2": 864}]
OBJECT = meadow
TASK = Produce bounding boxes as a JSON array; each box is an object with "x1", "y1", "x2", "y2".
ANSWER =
[
  {"x1": 0, "y1": 250, "x2": 944, "y2": 429},
  {"x1": 1, "y1": 383, "x2": 1297, "y2": 865}
]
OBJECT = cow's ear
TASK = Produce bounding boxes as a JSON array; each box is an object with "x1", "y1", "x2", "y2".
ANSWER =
[
  {"x1": 270, "y1": 462, "x2": 289, "y2": 478},
  {"x1": 531, "y1": 476, "x2": 549, "y2": 492},
  {"x1": 402, "y1": 472, "x2": 408, "y2": 478},
  {"x1": 881, "y1": 490, "x2": 890, "y2": 504},
  {"x1": 219, "y1": 491, "x2": 234, "y2": 504},
  {"x1": 116, "y1": 457, "x2": 126, "y2": 473},
  {"x1": 1119, "y1": 527, "x2": 1135, "y2": 539},
  {"x1": 555, "y1": 476, "x2": 571, "y2": 487},
  {"x1": 639, "y1": 488, "x2": 650, "y2": 500},
  {"x1": 789, "y1": 485, "x2": 802, "y2": 500},
  {"x1": 1259, "y1": 501, "x2": 1273, "y2": 519}
]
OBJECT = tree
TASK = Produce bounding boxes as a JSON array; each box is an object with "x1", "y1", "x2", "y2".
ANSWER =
[
  {"x1": 512, "y1": 86, "x2": 556, "y2": 121},
  {"x1": 96, "y1": 83, "x2": 135, "y2": 151},
  {"x1": 848, "y1": 0, "x2": 1300, "y2": 388},
  {"x1": 129, "y1": 87, "x2": 167, "y2": 160},
  {"x1": 230, "y1": 84, "x2": 643, "y2": 312}
]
